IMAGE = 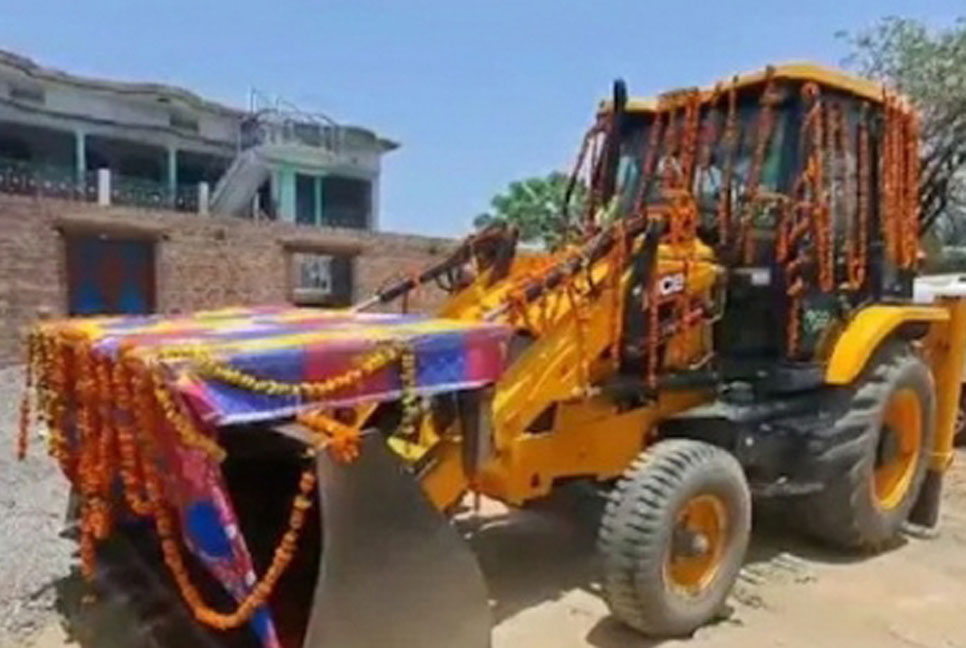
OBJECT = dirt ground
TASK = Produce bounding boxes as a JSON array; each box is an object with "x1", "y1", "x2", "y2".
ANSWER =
[
  {"x1": 15, "y1": 449, "x2": 966, "y2": 648},
  {"x1": 13, "y1": 450, "x2": 966, "y2": 648},
  {"x1": 482, "y1": 455, "x2": 966, "y2": 648}
]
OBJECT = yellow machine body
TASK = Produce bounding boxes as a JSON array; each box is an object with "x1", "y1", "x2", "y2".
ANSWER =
[
  {"x1": 400, "y1": 64, "x2": 966, "y2": 516},
  {"x1": 824, "y1": 301, "x2": 966, "y2": 472},
  {"x1": 417, "y1": 265, "x2": 966, "y2": 513},
  {"x1": 480, "y1": 242, "x2": 718, "y2": 504},
  {"x1": 824, "y1": 305, "x2": 950, "y2": 385},
  {"x1": 405, "y1": 237, "x2": 719, "y2": 509}
]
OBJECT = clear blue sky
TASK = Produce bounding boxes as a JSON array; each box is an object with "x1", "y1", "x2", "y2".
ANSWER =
[{"x1": 1, "y1": 1, "x2": 962, "y2": 237}]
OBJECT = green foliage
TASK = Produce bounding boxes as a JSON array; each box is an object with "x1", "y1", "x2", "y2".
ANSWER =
[
  {"x1": 474, "y1": 172, "x2": 587, "y2": 249},
  {"x1": 841, "y1": 16, "x2": 966, "y2": 244}
]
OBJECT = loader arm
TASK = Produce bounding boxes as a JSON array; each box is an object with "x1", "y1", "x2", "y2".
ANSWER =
[{"x1": 409, "y1": 222, "x2": 721, "y2": 506}]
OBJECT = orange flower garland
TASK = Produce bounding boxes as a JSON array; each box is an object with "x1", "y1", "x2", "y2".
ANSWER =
[
  {"x1": 112, "y1": 359, "x2": 151, "y2": 517},
  {"x1": 145, "y1": 340, "x2": 410, "y2": 464},
  {"x1": 15, "y1": 331, "x2": 36, "y2": 461},
  {"x1": 44, "y1": 335, "x2": 72, "y2": 477},
  {"x1": 19, "y1": 325, "x2": 424, "y2": 633},
  {"x1": 94, "y1": 357, "x2": 118, "y2": 536},
  {"x1": 64, "y1": 352, "x2": 322, "y2": 628},
  {"x1": 296, "y1": 409, "x2": 363, "y2": 463},
  {"x1": 72, "y1": 342, "x2": 102, "y2": 580},
  {"x1": 137, "y1": 408, "x2": 318, "y2": 631},
  {"x1": 157, "y1": 340, "x2": 403, "y2": 400},
  {"x1": 296, "y1": 342, "x2": 422, "y2": 460},
  {"x1": 151, "y1": 367, "x2": 228, "y2": 462}
]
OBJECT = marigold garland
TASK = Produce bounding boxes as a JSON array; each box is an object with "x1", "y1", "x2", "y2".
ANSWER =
[
  {"x1": 148, "y1": 340, "x2": 411, "y2": 464},
  {"x1": 15, "y1": 331, "x2": 36, "y2": 461},
  {"x1": 151, "y1": 367, "x2": 228, "y2": 462},
  {"x1": 44, "y1": 334, "x2": 72, "y2": 477},
  {"x1": 296, "y1": 410, "x2": 362, "y2": 463},
  {"x1": 112, "y1": 359, "x2": 151, "y2": 516},
  {"x1": 19, "y1": 324, "x2": 428, "y2": 632},
  {"x1": 72, "y1": 342, "x2": 102, "y2": 579},
  {"x1": 94, "y1": 357, "x2": 118, "y2": 533},
  {"x1": 139, "y1": 416, "x2": 318, "y2": 630},
  {"x1": 162, "y1": 340, "x2": 403, "y2": 399},
  {"x1": 296, "y1": 342, "x2": 422, "y2": 461},
  {"x1": 130, "y1": 356, "x2": 322, "y2": 627}
]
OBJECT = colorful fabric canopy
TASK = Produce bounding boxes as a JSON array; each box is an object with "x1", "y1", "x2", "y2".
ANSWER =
[{"x1": 67, "y1": 306, "x2": 510, "y2": 423}]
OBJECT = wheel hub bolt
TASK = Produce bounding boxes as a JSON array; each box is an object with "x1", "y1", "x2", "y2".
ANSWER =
[{"x1": 690, "y1": 533, "x2": 711, "y2": 556}]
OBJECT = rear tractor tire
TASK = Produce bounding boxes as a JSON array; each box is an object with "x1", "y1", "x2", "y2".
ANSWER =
[
  {"x1": 800, "y1": 341, "x2": 935, "y2": 551},
  {"x1": 597, "y1": 439, "x2": 751, "y2": 637}
]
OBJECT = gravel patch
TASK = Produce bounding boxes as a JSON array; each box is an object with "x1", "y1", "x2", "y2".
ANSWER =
[{"x1": 0, "y1": 365, "x2": 73, "y2": 648}]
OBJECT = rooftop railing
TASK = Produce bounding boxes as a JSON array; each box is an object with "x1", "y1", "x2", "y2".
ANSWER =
[{"x1": 240, "y1": 90, "x2": 379, "y2": 154}]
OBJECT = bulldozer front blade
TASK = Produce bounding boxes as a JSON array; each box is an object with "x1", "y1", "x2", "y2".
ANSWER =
[{"x1": 302, "y1": 433, "x2": 491, "y2": 648}]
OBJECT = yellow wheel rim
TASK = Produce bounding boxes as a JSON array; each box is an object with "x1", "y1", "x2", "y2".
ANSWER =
[
  {"x1": 873, "y1": 388, "x2": 922, "y2": 510},
  {"x1": 665, "y1": 494, "x2": 727, "y2": 595}
]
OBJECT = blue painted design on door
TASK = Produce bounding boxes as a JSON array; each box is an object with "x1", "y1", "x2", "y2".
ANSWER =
[
  {"x1": 66, "y1": 235, "x2": 155, "y2": 315},
  {"x1": 74, "y1": 238, "x2": 105, "y2": 314},
  {"x1": 118, "y1": 241, "x2": 149, "y2": 313}
]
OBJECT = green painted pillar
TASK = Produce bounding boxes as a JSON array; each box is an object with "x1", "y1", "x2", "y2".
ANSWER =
[
  {"x1": 277, "y1": 166, "x2": 296, "y2": 222},
  {"x1": 167, "y1": 147, "x2": 178, "y2": 206},
  {"x1": 74, "y1": 130, "x2": 86, "y2": 187},
  {"x1": 271, "y1": 169, "x2": 281, "y2": 209},
  {"x1": 314, "y1": 175, "x2": 324, "y2": 226}
]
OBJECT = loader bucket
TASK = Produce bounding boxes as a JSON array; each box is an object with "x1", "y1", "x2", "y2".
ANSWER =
[{"x1": 302, "y1": 433, "x2": 491, "y2": 648}]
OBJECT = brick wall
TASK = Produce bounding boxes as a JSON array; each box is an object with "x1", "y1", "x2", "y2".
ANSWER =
[{"x1": 0, "y1": 194, "x2": 456, "y2": 366}]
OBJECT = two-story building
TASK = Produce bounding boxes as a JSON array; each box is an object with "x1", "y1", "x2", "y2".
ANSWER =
[
  {"x1": 0, "y1": 49, "x2": 451, "y2": 368},
  {"x1": 0, "y1": 48, "x2": 396, "y2": 225}
]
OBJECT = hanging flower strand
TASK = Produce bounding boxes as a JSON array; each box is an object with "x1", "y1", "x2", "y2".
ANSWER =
[
  {"x1": 16, "y1": 331, "x2": 36, "y2": 461},
  {"x1": 19, "y1": 324, "x2": 428, "y2": 633}
]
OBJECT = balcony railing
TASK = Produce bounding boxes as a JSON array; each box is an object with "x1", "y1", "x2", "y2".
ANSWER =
[
  {"x1": 0, "y1": 156, "x2": 211, "y2": 214},
  {"x1": 320, "y1": 208, "x2": 369, "y2": 230},
  {"x1": 111, "y1": 174, "x2": 171, "y2": 209},
  {"x1": 174, "y1": 183, "x2": 200, "y2": 212},
  {"x1": 0, "y1": 156, "x2": 88, "y2": 200}
]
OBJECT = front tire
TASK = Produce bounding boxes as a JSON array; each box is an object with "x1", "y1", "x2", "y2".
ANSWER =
[{"x1": 597, "y1": 439, "x2": 751, "y2": 637}]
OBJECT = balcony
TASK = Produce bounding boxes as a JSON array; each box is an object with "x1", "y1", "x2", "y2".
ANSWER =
[
  {"x1": 0, "y1": 156, "x2": 214, "y2": 214},
  {"x1": 0, "y1": 120, "x2": 229, "y2": 213}
]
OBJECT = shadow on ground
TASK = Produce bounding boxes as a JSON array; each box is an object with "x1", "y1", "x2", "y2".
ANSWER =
[
  {"x1": 49, "y1": 568, "x2": 137, "y2": 648},
  {"x1": 49, "y1": 490, "x2": 911, "y2": 648},
  {"x1": 458, "y1": 486, "x2": 604, "y2": 626},
  {"x1": 460, "y1": 490, "x2": 910, "y2": 648},
  {"x1": 48, "y1": 535, "x2": 245, "y2": 648}
]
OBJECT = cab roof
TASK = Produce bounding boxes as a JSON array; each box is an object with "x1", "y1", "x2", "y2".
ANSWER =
[{"x1": 600, "y1": 62, "x2": 893, "y2": 115}]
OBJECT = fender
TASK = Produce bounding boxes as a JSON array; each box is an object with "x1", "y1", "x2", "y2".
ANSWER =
[{"x1": 825, "y1": 305, "x2": 949, "y2": 385}]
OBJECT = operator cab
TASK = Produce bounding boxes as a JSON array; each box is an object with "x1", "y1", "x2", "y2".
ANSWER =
[{"x1": 594, "y1": 64, "x2": 919, "y2": 390}]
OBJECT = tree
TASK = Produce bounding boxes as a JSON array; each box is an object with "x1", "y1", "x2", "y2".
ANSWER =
[
  {"x1": 841, "y1": 16, "x2": 966, "y2": 242},
  {"x1": 474, "y1": 172, "x2": 587, "y2": 249}
]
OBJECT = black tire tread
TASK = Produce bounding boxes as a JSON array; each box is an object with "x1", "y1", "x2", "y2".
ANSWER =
[
  {"x1": 597, "y1": 439, "x2": 750, "y2": 636},
  {"x1": 800, "y1": 341, "x2": 935, "y2": 551}
]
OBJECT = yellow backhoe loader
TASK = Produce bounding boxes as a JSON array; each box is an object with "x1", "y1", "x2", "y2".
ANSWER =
[{"x1": 21, "y1": 63, "x2": 966, "y2": 648}]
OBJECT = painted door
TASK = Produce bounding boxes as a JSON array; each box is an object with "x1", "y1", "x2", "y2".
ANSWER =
[{"x1": 66, "y1": 234, "x2": 156, "y2": 315}]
